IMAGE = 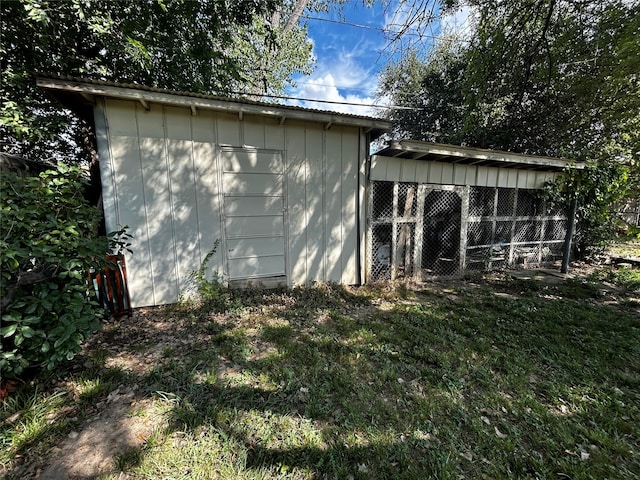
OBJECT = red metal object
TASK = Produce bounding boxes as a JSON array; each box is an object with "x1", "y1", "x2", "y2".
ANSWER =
[{"x1": 89, "y1": 255, "x2": 132, "y2": 318}]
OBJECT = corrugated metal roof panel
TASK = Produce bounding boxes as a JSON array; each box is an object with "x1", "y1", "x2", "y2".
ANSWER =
[
  {"x1": 36, "y1": 75, "x2": 392, "y2": 138},
  {"x1": 375, "y1": 139, "x2": 582, "y2": 172}
]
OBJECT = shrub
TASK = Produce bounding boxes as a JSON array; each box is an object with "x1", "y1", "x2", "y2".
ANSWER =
[
  {"x1": 0, "y1": 164, "x2": 119, "y2": 378},
  {"x1": 545, "y1": 160, "x2": 631, "y2": 260}
]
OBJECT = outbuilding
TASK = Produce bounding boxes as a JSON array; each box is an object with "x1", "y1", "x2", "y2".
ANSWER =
[
  {"x1": 367, "y1": 140, "x2": 580, "y2": 281},
  {"x1": 38, "y1": 77, "x2": 390, "y2": 308},
  {"x1": 38, "y1": 78, "x2": 579, "y2": 308}
]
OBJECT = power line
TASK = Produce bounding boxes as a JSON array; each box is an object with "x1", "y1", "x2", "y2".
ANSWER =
[
  {"x1": 229, "y1": 90, "x2": 423, "y2": 111},
  {"x1": 301, "y1": 14, "x2": 446, "y2": 41}
]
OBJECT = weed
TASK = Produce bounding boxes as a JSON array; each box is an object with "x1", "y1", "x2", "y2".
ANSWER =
[
  {"x1": 0, "y1": 389, "x2": 68, "y2": 463},
  {"x1": 187, "y1": 240, "x2": 235, "y2": 313},
  {"x1": 605, "y1": 266, "x2": 640, "y2": 290}
]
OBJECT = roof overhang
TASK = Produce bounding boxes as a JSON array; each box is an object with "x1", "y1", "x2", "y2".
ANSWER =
[
  {"x1": 37, "y1": 77, "x2": 392, "y2": 141},
  {"x1": 376, "y1": 139, "x2": 583, "y2": 172}
]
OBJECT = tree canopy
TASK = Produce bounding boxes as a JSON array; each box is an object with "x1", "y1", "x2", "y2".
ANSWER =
[
  {"x1": 0, "y1": 0, "x2": 315, "y2": 161},
  {"x1": 380, "y1": 0, "x2": 640, "y2": 165}
]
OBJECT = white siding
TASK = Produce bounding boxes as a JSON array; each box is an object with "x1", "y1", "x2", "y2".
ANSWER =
[
  {"x1": 191, "y1": 109, "x2": 223, "y2": 281},
  {"x1": 99, "y1": 99, "x2": 363, "y2": 306},
  {"x1": 340, "y1": 128, "x2": 359, "y2": 284},
  {"x1": 371, "y1": 156, "x2": 556, "y2": 189},
  {"x1": 306, "y1": 127, "x2": 324, "y2": 282},
  {"x1": 285, "y1": 123, "x2": 308, "y2": 285},
  {"x1": 326, "y1": 128, "x2": 343, "y2": 283}
]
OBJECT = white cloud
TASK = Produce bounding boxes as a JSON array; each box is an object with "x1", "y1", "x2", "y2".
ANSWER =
[
  {"x1": 288, "y1": 44, "x2": 387, "y2": 117},
  {"x1": 289, "y1": 72, "x2": 382, "y2": 117}
]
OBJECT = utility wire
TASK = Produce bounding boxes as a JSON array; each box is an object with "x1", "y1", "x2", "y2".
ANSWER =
[
  {"x1": 228, "y1": 90, "x2": 423, "y2": 111},
  {"x1": 301, "y1": 14, "x2": 448, "y2": 41}
]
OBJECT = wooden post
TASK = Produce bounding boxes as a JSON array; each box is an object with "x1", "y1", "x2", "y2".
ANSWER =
[
  {"x1": 395, "y1": 185, "x2": 416, "y2": 278},
  {"x1": 413, "y1": 185, "x2": 426, "y2": 281},
  {"x1": 561, "y1": 197, "x2": 578, "y2": 274},
  {"x1": 459, "y1": 186, "x2": 470, "y2": 274}
]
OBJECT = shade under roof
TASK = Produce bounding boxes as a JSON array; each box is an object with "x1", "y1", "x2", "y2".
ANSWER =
[{"x1": 376, "y1": 139, "x2": 581, "y2": 172}]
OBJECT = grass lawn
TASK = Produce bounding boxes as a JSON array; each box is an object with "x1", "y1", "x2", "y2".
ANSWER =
[{"x1": 1, "y1": 268, "x2": 639, "y2": 479}]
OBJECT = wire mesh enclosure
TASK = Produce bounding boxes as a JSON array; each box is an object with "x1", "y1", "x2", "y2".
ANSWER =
[{"x1": 368, "y1": 181, "x2": 568, "y2": 282}]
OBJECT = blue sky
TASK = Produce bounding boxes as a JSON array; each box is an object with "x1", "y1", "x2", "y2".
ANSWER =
[{"x1": 286, "y1": 1, "x2": 473, "y2": 116}]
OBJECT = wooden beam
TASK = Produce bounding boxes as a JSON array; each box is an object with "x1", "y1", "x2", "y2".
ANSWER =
[{"x1": 80, "y1": 92, "x2": 95, "y2": 105}]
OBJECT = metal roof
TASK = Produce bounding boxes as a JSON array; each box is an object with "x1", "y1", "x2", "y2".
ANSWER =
[
  {"x1": 36, "y1": 76, "x2": 391, "y2": 140},
  {"x1": 375, "y1": 139, "x2": 582, "y2": 172}
]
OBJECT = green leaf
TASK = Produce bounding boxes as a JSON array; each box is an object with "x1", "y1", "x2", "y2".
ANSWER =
[
  {"x1": 21, "y1": 326, "x2": 35, "y2": 338},
  {"x1": 1, "y1": 324, "x2": 18, "y2": 338}
]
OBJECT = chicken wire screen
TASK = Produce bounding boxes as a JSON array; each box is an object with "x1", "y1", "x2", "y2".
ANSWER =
[
  {"x1": 422, "y1": 190, "x2": 461, "y2": 276},
  {"x1": 368, "y1": 182, "x2": 568, "y2": 282}
]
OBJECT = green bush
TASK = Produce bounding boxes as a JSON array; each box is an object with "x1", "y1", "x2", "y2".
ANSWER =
[
  {"x1": 545, "y1": 160, "x2": 631, "y2": 260},
  {"x1": 0, "y1": 164, "x2": 119, "y2": 378}
]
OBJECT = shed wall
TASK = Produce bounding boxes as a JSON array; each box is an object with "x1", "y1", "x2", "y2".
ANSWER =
[
  {"x1": 371, "y1": 155, "x2": 559, "y2": 188},
  {"x1": 97, "y1": 98, "x2": 363, "y2": 307}
]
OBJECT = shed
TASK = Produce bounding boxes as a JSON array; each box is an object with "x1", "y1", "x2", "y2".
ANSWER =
[
  {"x1": 38, "y1": 77, "x2": 391, "y2": 308},
  {"x1": 367, "y1": 140, "x2": 582, "y2": 281}
]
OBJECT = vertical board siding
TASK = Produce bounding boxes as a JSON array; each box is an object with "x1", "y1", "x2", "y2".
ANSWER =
[
  {"x1": 165, "y1": 107, "x2": 201, "y2": 296},
  {"x1": 191, "y1": 109, "x2": 223, "y2": 280},
  {"x1": 243, "y1": 117, "x2": 266, "y2": 149},
  {"x1": 94, "y1": 100, "x2": 118, "y2": 236},
  {"x1": 102, "y1": 98, "x2": 364, "y2": 305},
  {"x1": 136, "y1": 104, "x2": 178, "y2": 306},
  {"x1": 454, "y1": 164, "x2": 466, "y2": 185},
  {"x1": 400, "y1": 159, "x2": 417, "y2": 182},
  {"x1": 105, "y1": 100, "x2": 156, "y2": 307},
  {"x1": 341, "y1": 128, "x2": 359, "y2": 284},
  {"x1": 217, "y1": 112, "x2": 241, "y2": 146},
  {"x1": 306, "y1": 125, "x2": 325, "y2": 282},
  {"x1": 325, "y1": 128, "x2": 344, "y2": 282},
  {"x1": 285, "y1": 123, "x2": 308, "y2": 284},
  {"x1": 264, "y1": 121, "x2": 285, "y2": 151}
]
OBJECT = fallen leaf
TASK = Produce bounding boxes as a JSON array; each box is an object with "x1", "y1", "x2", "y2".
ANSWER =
[
  {"x1": 580, "y1": 451, "x2": 590, "y2": 461},
  {"x1": 481, "y1": 416, "x2": 491, "y2": 425},
  {"x1": 459, "y1": 451, "x2": 473, "y2": 462},
  {"x1": 494, "y1": 427, "x2": 507, "y2": 438}
]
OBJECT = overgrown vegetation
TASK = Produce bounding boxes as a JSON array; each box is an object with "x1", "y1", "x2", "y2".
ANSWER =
[
  {"x1": 0, "y1": 165, "x2": 124, "y2": 378},
  {"x1": 0, "y1": 0, "x2": 314, "y2": 161},
  {"x1": 184, "y1": 240, "x2": 237, "y2": 313},
  {"x1": 544, "y1": 160, "x2": 631, "y2": 260},
  {"x1": 1, "y1": 271, "x2": 639, "y2": 479}
]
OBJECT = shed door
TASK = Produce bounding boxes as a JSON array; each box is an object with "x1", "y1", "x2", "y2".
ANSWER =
[{"x1": 221, "y1": 149, "x2": 286, "y2": 283}]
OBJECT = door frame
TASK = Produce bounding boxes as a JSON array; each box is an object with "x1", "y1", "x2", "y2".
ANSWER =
[{"x1": 218, "y1": 146, "x2": 288, "y2": 286}]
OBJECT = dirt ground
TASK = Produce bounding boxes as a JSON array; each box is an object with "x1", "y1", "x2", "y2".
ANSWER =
[{"x1": 7, "y1": 307, "x2": 202, "y2": 480}]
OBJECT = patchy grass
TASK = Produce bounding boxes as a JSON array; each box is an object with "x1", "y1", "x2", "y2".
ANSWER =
[
  {"x1": 2, "y1": 274, "x2": 639, "y2": 479},
  {"x1": 609, "y1": 238, "x2": 640, "y2": 259}
]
